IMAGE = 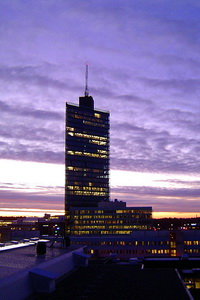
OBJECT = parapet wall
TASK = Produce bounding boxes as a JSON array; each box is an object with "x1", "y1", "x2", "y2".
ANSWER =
[{"x1": 0, "y1": 247, "x2": 85, "y2": 300}]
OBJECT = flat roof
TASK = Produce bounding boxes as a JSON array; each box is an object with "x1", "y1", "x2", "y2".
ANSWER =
[
  {"x1": 47, "y1": 264, "x2": 192, "y2": 300},
  {"x1": 0, "y1": 243, "x2": 75, "y2": 279},
  {"x1": 66, "y1": 102, "x2": 109, "y2": 114}
]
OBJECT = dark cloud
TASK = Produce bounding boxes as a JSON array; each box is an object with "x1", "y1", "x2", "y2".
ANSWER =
[{"x1": 111, "y1": 185, "x2": 200, "y2": 212}]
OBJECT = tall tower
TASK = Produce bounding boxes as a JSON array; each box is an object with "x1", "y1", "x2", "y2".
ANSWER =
[{"x1": 65, "y1": 68, "x2": 110, "y2": 217}]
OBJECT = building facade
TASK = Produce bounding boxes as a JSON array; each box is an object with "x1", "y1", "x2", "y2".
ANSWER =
[
  {"x1": 65, "y1": 93, "x2": 110, "y2": 234},
  {"x1": 65, "y1": 95, "x2": 110, "y2": 209},
  {"x1": 68, "y1": 201, "x2": 152, "y2": 235},
  {"x1": 71, "y1": 230, "x2": 200, "y2": 260}
]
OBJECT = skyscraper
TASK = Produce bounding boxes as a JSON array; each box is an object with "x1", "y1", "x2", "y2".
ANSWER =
[
  {"x1": 65, "y1": 73, "x2": 110, "y2": 213},
  {"x1": 64, "y1": 69, "x2": 152, "y2": 239}
]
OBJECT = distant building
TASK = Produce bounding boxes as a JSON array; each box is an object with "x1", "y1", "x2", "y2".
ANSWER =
[
  {"x1": 67, "y1": 200, "x2": 152, "y2": 235},
  {"x1": 153, "y1": 217, "x2": 200, "y2": 231},
  {"x1": 38, "y1": 215, "x2": 65, "y2": 237},
  {"x1": 0, "y1": 217, "x2": 39, "y2": 242},
  {"x1": 71, "y1": 229, "x2": 200, "y2": 260}
]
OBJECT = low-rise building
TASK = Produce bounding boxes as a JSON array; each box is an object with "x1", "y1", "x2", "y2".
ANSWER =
[
  {"x1": 71, "y1": 229, "x2": 200, "y2": 260},
  {"x1": 67, "y1": 201, "x2": 152, "y2": 235}
]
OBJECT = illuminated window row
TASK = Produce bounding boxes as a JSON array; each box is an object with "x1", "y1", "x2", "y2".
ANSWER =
[
  {"x1": 184, "y1": 249, "x2": 200, "y2": 254},
  {"x1": 72, "y1": 213, "x2": 151, "y2": 218},
  {"x1": 72, "y1": 214, "x2": 149, "y2": 218},
  {"x1": 74, "y1": 113, "x2": 103, "y2": 120},
  {"x1": 89, "y1": 139, "x2": 107, "y2": 145},
  {"x1": 71, "y1": 230, "x2": 153, "y2": 235},
  {"x1": 67, "y1": 150, "x2": 108, "y2": 156},
  {"x1": 67, "y1": 132, "x2": 108, "y2": 141},
  {"x1": 74, "y1": 225, "x2": 142, "y2": 230},
  {"x1": 67, "y1": 186, "x2": 108, "y2": 192},
  {"x1": 69, "y1": 112, "x2": 108, "y2": 122},
  {"x1": 116, "y1": 210, "x2": 151, "y2": 214},
  {"x1": 73, "y1": 210, "x2": 103, "y2": 214},
  {"x1": 67, "y1": 150, "x2": 108, "y2": 158},
  {"x1": 76, "y1": 219, "x2": 124, "y2": 223},
  {"x1": 74, "y1": 225, "x2": 107, "y2": 229},
  {"x1": 97, "y1": 149, "x2": 108, "y2": 154},
  {"x1": 67, "y1": 191, "x2": 108, "y2": 196},
  {"x1": 83, "y1": 120, "x2": 106, "y2": 128},
  {"x1": 66, "y1": 166, "x2": 108, "y2": 173},
  {"x1": 184, "y1": 240, "x2": 199, "y2": 245},
  {"x1": 70, "y1": 240, "x2": 170, "y2": 248},
  {"x1": 74, "y1": 220, "x2": 105, "y2": 225},
  {"x1": 73, "y1": 220, "x2": 144, "y2": 225},
  {"x1": 96, "y1": 249, "x2": 170, "y2": 255},
  {"x1": 67, "y1": 122, "x2": 107, "y2": 132},
  {"x1": 66, "y1": 127, "x2": 75, "y2": 131}
]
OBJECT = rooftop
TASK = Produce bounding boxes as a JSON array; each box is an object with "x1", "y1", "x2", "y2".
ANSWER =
[
  {"x1": 0, "y1": 241, "x2": 86, "y2": 300},
  {"x1": 0, "y1": 241, "x2": 195, "y2": 300},
  {"x1": 0, "y1": 242, "x2": 68, "y2": 279},
  {"x1": 32, "y1": 263, "x2": 192, "y2": 300}
]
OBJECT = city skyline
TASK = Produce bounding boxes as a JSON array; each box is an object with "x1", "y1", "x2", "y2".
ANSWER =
[{"x1": 0, "y1": 0, "x2": 200, "y2": 218}]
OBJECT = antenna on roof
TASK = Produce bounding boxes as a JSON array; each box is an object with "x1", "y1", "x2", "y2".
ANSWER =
[{"x1": 85, "y1": 64, "x2": 89, "y2": 97}]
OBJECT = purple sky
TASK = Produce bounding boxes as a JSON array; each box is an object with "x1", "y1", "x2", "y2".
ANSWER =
[{"x1": 0, "y1": 0, "x2": 200, "y2": 217}]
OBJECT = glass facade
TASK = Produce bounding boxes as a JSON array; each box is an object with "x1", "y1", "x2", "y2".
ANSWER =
[{"x1": 65, "y1": 96, "x2": 110, "y2": 212}]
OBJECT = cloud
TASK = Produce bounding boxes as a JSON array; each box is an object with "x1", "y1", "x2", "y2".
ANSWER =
[
  {"x1": 0, "y1": 183, "x2": 64, "y2": 210},
  {"x1": 110, "y1": 116, "x2": 200, "y2": 174},
  {"x1": 0, "y1": 100, "x2": 62, "y2": 120},
  {"x1": 139, "y1": 77, "x2": 200, "y2": 95},
  {"x1": 0, "y1": 99, "x2": 65, "y2": 163},
  {"x1": 0, "y1": 0, "x2": 200, "y2": 215},
  {"x1": 0, "y1": 148, "x2": 64, "y2": 164},
  {"x1": 111, "y1": 185, "x2": 200, "y2": 212},
  {"x1": 0, "y1": 64, "x2": 82, "y2": 93}
]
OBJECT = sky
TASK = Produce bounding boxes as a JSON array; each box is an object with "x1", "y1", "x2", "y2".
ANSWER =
[{"x1": 0, "y1": 0, "x2": 200, "y2": 218}]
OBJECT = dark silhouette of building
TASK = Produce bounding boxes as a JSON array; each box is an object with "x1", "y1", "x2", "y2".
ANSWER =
[
  {"x1": 153, "y1": 217, "x2": 200, "y2": 231},
  {"x1": 65, "y1": 71, "x2": 110, "y2": 236},
  {"x1": 65, "y1": 95, "x2": 109, "y2": 209}
]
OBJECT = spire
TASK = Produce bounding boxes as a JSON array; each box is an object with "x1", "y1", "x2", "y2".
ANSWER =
[
  {"x1": 79, "y1": 64, "x2": 94, "y2": 109},
  {"x1": 85, "y1": 64, "x2": 89, "y2": 97}
]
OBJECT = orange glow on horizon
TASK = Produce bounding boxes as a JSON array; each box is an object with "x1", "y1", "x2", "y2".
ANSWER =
[
  {"x1": 0, "y1": 208, "x2": 199, "y2": 219},
  {"x1": 153, "y1": 211, "x2": 200, "y2": 219},
  {"x1": 0, "y1": 208, "x2": 65, "y2": 217}
]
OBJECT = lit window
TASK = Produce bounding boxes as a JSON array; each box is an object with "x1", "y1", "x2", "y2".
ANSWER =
[
  {"x1": 67, "y1": 166, "x2": 74, "y2": 170},
  {"x1": 94, "y1": 113, "x2": 101, "y2": 118}
]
